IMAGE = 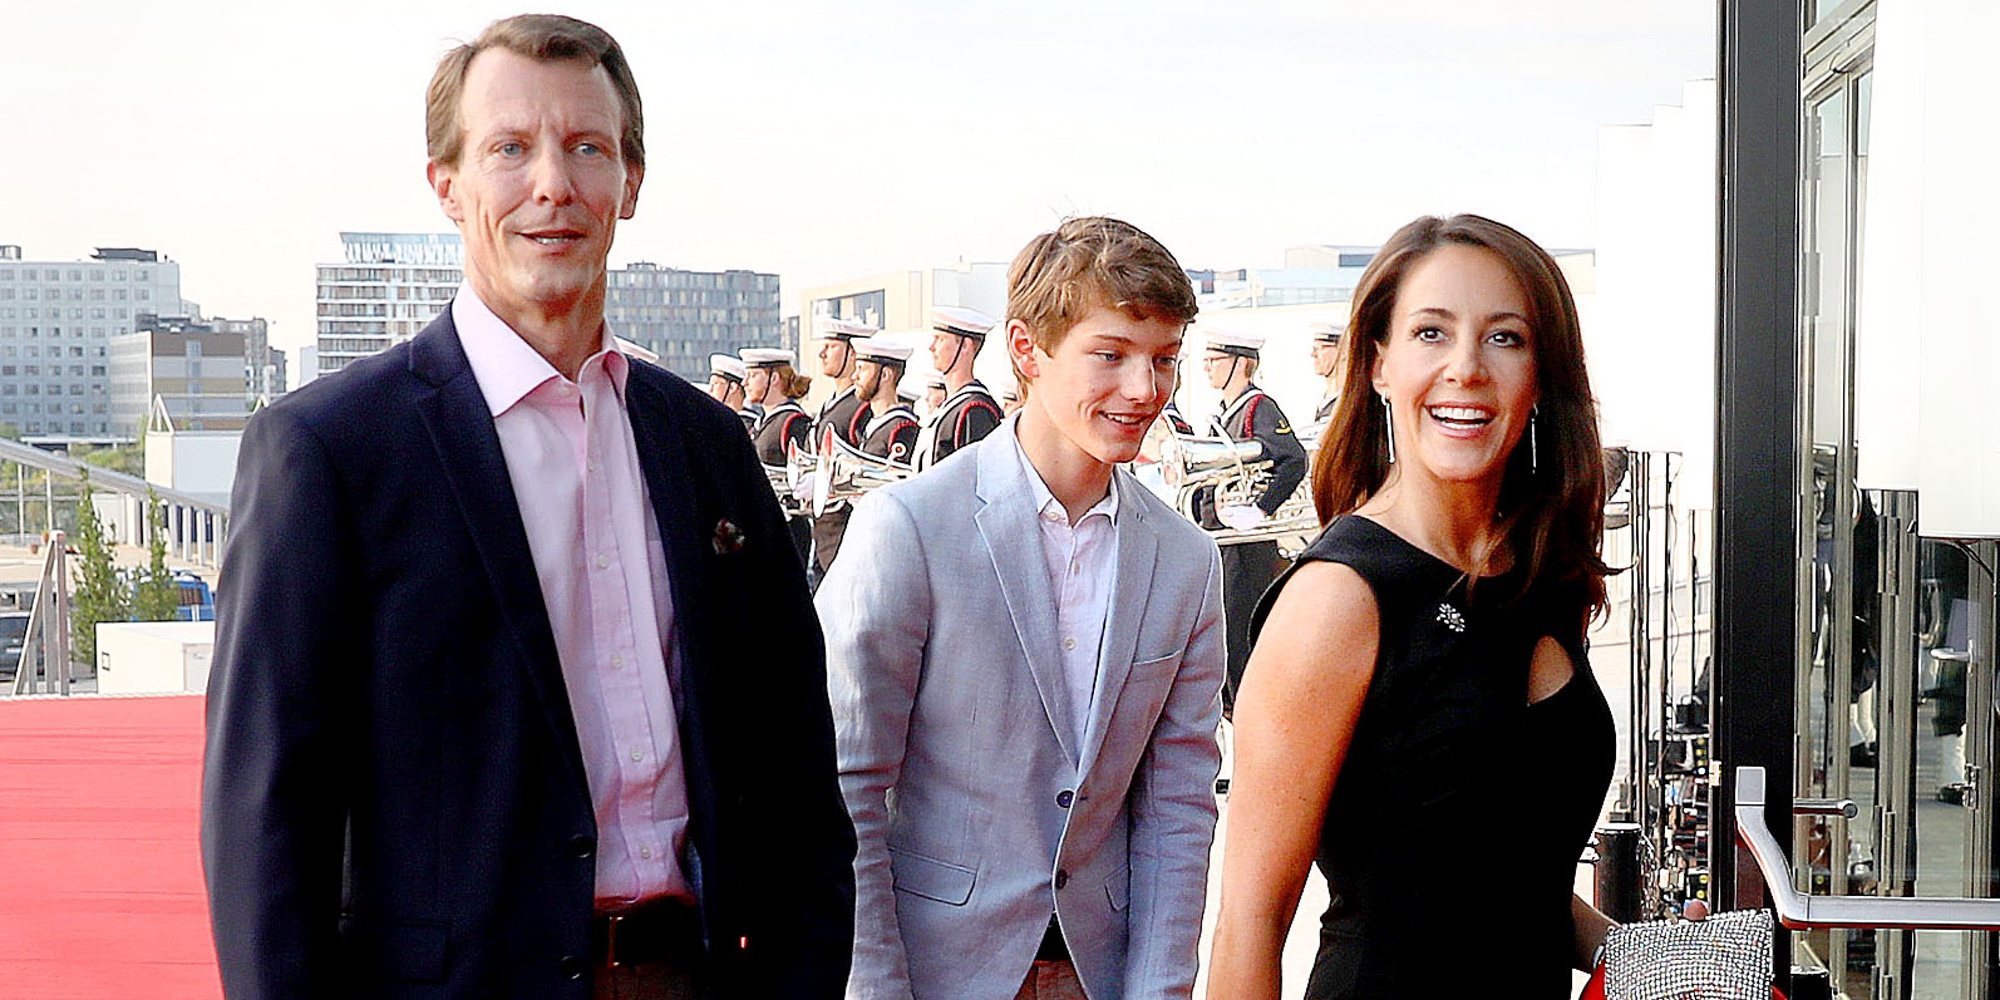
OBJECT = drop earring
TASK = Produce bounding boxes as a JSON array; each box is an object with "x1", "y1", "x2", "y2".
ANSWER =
[
  {"x1": 1381, "y1": 394, "x2": 1396, "y2": 464},
  {"x1": 1529, "y1": 405, "x2": 1540, "y2": 475}
]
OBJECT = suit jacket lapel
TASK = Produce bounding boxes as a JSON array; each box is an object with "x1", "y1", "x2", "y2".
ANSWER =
[
  {"x1": 408, "y1": 317, "x2": 589, "y2": 802},
  {"x1": 972, "y1": 427, "x2": 1079, "y2": 768},
  {"x1": 1078, "y1": 474, "x2": 1158, "y2": 779},
  {"x1": 621, "y1": 368, "x2": 710, "y2": 713}
]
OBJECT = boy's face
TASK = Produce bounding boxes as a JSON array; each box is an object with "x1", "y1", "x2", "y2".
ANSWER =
[{"x1": 1013, "y1": 305, "x2": 1183, "y2": 467}]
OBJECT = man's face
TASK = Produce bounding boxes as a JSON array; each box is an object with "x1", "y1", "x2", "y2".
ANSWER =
[
  {"x1": 929, "y1": 331, "x2": 962, "y2": 374},
  {"x1": 818, "y1": 338, "x2": 853, "y2": 379},
  {"x1": 1015, "y1": 307, "x2": 1182, "y2": 467},
  {"x1": 707, "y1": 375, "x2": 743, "y2": 408},
  {"x1": 1202, "y1": 352, "x2": 1236, "y2": 390},
  {"x1": 427, "y1": 49, "x2": 641, "y2": 325},
  {"x1": 854, "y1": 359, "x2": 883, "y2": 400},
  {"x1": 926, "y1": 386, "x2": 946, "y2": 410},
  {"x1": 1312, "y1": 338, "x2": 1343, "y2": 379}
]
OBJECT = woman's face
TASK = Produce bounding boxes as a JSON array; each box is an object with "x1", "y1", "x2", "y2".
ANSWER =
[{"x1": 1372, "y1": 244, "x2": 1538, "y2": 489}]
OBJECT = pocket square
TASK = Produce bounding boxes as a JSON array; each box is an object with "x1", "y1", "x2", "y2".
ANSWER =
[{"x1": 712, "y1": 518, "x2": 746, "y2": 556}]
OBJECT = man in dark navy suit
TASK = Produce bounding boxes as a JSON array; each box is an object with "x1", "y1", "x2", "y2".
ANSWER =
[{"x1": 200, "y1": 15, "x2": 853, "y2": 999}]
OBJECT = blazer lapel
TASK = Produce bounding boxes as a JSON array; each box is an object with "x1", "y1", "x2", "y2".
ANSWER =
[
  {"x1": 620, "y1": 368, "x2": 711, "y2": 712},
  {"x1": 972, "y1": 428, "x2": 1079, "y2": 768},
  {"x1": 1078, "y1": 475, "x2": 1158, "y2": 779},
  {"x1": 408, "y1": 319, "x2": 589, "y2": 802}
]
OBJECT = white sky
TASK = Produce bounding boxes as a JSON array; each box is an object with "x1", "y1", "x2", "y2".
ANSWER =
[{"x1": 0, "y1": 0, "x2": 1713, "y2": 358}]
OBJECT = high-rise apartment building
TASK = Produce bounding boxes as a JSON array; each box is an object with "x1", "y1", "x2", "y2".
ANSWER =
[
  {"x1": 209, "y1": 315, "x2": 285, "y2": 401},
  {"x1": 314, "y1": 232, "x2": 462, "y2": 378},
  {"x1": 606, "y1": 263, "x2": 781, "y2": 380},
  {"x1": 315, "y1": 233, "x2": 781, "y2": 382},
  {"x1": 0, "y1": 244, "x2": 186, "y2": 441},
  {"x1": 108, "y1": 313, "x2": 251, "y2": 436}
]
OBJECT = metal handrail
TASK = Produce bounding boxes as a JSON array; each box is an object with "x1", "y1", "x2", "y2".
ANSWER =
[{"x1": 1736, "y1": 765, "x2": 2000, "y2": 929}]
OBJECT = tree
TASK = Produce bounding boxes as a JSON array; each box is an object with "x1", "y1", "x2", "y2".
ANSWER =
[
  {"x1": 69, "y1": 469, "x2": 129, "y2": 668},
  {"x1": 133, "y1": 489, "x2": 178, "y2": 622}
]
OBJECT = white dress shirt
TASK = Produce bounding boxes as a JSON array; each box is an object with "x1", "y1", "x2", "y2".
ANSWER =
[
  {"x1": 453, "y1": 286, "x2": 693, "y2": 905},
  {"x1": 1009, "y1": 424, "x2": 1119, "y2": 748}
]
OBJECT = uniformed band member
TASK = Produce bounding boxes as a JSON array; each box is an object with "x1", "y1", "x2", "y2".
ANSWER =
[
  {"x1": 808, "y1": 317, "x2": 877, "y2": 583},
  {"x1": 707, "y1": 352, "x2": 756, "y2": 433},
  {"x1": 1201, "y1": 328, "x2": 1308, "y2": 715},
  {"x1": 852, "y1": 337, "x2": 922, "y2": 465},
  {"x1": 1309, "y1": 320, "x2": 1345, "y2": 426},
  {"x1": 916, "y1": 305, "x2": 1004, "y2": 469},
  {"x1": 813, "y1": 316, "x2": 875, "y2": 450},
  {"x1": 744, "y1": 347, "x2": 814, "y2": 566},
  {"x1": 998, "y1": 383, "x2": 1023, "y2": 416}
]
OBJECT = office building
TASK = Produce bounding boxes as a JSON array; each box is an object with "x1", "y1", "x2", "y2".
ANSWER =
[
  {"x1": 0, "y1": 245, "x2": 186, "y2": 441},
  {"x1": 108, "y1": 313, "x2": 250, "y2": 436}
]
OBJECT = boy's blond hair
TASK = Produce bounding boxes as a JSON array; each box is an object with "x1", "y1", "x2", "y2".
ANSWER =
[{"x1": 1006, "y1": 217, "x2": 1198, "y2": 381}]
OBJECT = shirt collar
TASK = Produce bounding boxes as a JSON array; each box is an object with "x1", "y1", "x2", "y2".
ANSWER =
[
  {"x1": 453, "y1": 283, "x2": 625, "y2": 418},
  {"x1": 1009, "y1": 419, "x2": 1118, "y2": 526}
]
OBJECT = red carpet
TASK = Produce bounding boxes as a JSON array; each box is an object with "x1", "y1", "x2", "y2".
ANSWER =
[{"x1": 0, "y1": 695, "x2": 220, "y2": 999}]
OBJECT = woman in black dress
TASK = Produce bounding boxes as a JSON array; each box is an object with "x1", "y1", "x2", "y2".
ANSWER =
[{"x1": 1207, "y1": 214, "x2": 1617, "y2": 999}]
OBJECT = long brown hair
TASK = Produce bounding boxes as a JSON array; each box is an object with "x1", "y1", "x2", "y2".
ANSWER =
[{"x1": 1312, "y1": 214, "x2": 1609, "y2": 615}]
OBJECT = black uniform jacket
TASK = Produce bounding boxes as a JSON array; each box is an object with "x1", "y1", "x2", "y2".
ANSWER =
[
  {"x1": 1218, "y1": 386, "x2": 1308, "y2": 515},
  {"x1": 925, "y1": 380, "x2": 1003, "y2": 467},
  {"x1": 754, "y1": 399, "x2": 811, "y2": 467},
  {"x1": 201, "y1": 310, "x2": 856, "y2": 1000},
  {"x1": 814, "y1": 386, "x2": 867, "y2": 451},
  {"x1": 859, "y1": 404, "x2": 921, "y2": 465}
]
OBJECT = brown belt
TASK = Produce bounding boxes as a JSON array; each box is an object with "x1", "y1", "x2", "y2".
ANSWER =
[{"x1": 591, "y1": 897, "x2": 703, "y2": 968}]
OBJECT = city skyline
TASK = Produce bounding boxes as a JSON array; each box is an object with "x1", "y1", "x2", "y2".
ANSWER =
[{"x1": 3, "y1": 1, "x2": 1714, "y2": 360}]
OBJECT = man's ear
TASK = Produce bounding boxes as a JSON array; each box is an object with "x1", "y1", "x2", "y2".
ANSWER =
[
  {"x1": 427, "y1": 160, "x2": 464, "y2": 224},
  {"x1": 1007, "y1": 319, "x2": 1039, "y2": 381},
  {"x1": 619, "y1": 161, "x2": 643, "y2": 220}
]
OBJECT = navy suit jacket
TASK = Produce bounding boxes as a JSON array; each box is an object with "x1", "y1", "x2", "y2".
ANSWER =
[{"x1": 201, "y1": 310, "x2": 855, "y2": 999}]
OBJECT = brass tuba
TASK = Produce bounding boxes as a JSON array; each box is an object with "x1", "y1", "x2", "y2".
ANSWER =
[
  {"x1": 1159, "y1": 429, "x2": 1318, "y2": 547},
  {"x1": 812, "y1": 428, "x2": 916, "y2": 515}
]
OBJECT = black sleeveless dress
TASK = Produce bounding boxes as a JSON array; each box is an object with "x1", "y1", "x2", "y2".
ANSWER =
[{"x1": 1248, "y1": 515, "x2": 1615, "y2": 999}]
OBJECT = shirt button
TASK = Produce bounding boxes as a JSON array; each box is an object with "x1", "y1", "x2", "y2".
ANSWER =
[
  {"x1": 1056, "y1": 789, "x2": 1074, "y2": 808},
  {"x1": 568, "y1": 834, "x2": 595, "y2": 859},
  {"x1": 611, "y1": 653, "x2": 623, "y2": 669},
  {"x1": 595, "y1": 553, "x2": 610, "y2": 569},
  {"x1": 630, "y1": 749, "x2": 644, "y2": 762},
  {"x1": 640, "y1": 845, "x2": 654, "y2": 860},
  {"x1": 1054, "y1": 869, "x2": 1070, "y2": 890},
  {"x1": 558, "y1": 955, "x2": 585, "y2": 980},
  {"x1": 1064, "y1": 637, "x2": 1076, "y2": 651},
  {"x1": 1070, "y1": 560, "x2": 1080, "y2": 574}
]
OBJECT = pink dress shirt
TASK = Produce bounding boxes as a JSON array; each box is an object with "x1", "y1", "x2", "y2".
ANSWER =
[{"x1": 453, "y1": 288, "x2": 693, "y2": 906}]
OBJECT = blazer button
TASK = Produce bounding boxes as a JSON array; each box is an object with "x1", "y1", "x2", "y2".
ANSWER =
[
  {"x1": 1055, "y1": 789, "x2": 1074, "y2": 809},
  {"x1": 1054, "y1": 869, "x2": 1070, "y2": 890},
  {"x1": 558, "y1": 955, "x2": 585, "y2": 980},
  {"x1": 569, "y1": 835, "x2": 595, "y2": 860}
]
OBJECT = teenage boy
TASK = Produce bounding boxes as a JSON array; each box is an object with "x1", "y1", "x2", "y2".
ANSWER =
[{"x1": 819, "y1": 217, "x2": 1224, "y2": 1000}]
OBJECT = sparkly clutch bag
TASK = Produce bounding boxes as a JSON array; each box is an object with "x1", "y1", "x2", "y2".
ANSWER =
[{"x1": 1581, "y1": 909, "x2": 1776, "y2": 1000}]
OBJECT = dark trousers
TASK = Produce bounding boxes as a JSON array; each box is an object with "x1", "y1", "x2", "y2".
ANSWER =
[{"x1": 1220, "y1": 539, "x2": 1287, "y2": 715}]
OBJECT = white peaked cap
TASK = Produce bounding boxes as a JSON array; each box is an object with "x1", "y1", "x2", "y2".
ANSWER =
[
  {"x1": 1308, "y1": 321, "x2": 1346, "y2": 343},
  {"x1": 740, "y1": 347, "x2": 795, "y2": 367},
  {"x1": 854, "y1": 337, "x2": 915, "y2": 364},
  {"x1": 932, "y1": 305, "x2": 997, "y2": 339},
  {"x1": 816, "y1": 315, "x2": 877, "y2": 340},
  {"x1": 709, "y1": 353, "x2": 748, "y2": 381},
  {"x1": 1204, "y1": 329, "x2": 1266, "y2": 356}
]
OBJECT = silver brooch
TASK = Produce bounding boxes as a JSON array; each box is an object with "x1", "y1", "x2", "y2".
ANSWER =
[{"x1": 1435, "y1": 602, "x2": 1467, "y2": 633}]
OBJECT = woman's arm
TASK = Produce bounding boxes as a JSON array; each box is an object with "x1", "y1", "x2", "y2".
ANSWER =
[{"x1": 1206, "y1": 560, "x2": 1379, "y2": 1000}]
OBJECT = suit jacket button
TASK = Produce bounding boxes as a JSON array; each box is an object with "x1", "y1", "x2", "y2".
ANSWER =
[
  {"x1": 1054, "y1": 869, "x2": 1069, "y2": 890},
  {"x1": 559, "y1": 955, "x2": 585, "y2": 980},
  {"x1": 569, "y1": 835, "x2": 595, "y2": 860},
  {"x1": 1055, "y1": 789, "x2": 1074, "y2": 809}
]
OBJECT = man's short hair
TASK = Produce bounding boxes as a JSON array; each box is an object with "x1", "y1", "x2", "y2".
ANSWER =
[
  {"x1": 427, "y1": 14, "x2": 645, "y2": 172},
  {"x1": 1006, "y1": 217, "x2": 1198, "y2": 377}
]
